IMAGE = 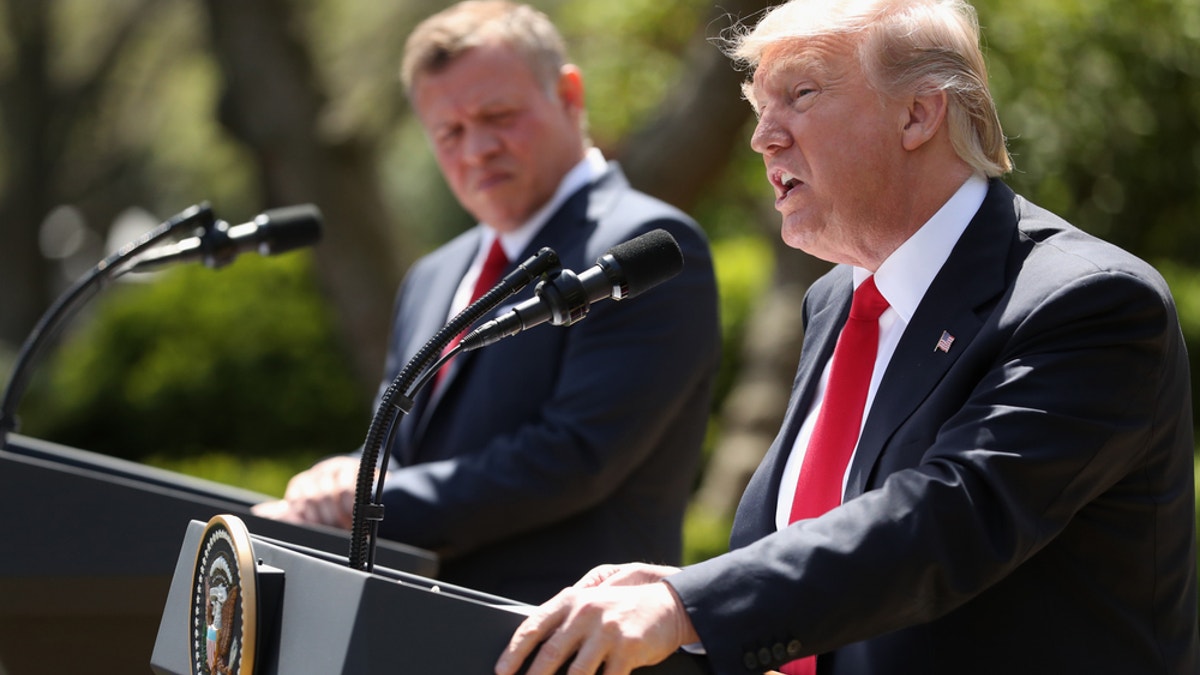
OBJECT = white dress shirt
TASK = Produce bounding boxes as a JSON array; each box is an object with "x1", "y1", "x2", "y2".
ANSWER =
[
  {"x1": 775, "y1": 173, "x2": 989, "y2": 529},
  {"x1": 446, "y1": 148, "x2": 608, "y2": 320}
]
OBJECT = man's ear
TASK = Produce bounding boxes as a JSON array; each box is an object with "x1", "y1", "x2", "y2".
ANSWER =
[
  {"x1": 901, "y1": 89, "x2": 949, "y2": 151},
  {"x1": 557, "y1": 64, "x2": 585, "y2": 112}
]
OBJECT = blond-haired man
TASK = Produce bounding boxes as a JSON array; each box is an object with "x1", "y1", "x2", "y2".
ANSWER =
[
  {"x1": 256, "y1": 1, "x2": 720, "y2": 605},
  {"x1": 497, "y1": 1, "x2": 1198, "y2": 673}
]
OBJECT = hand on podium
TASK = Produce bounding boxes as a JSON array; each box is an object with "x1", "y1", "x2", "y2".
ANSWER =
[
  {"x1": 495, "y1": 563, "x2": 699, "y2": 675},
  {"x1": 251, "y1": 455, "x2": 363, "y2": 529}
]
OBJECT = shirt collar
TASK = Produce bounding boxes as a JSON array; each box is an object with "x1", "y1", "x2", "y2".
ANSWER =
[
  {"x1": 483, "y1": 147, "x2": 607, "y2": 260},
  {"x1": 854, "y1": 173, "x2": 989, "y2": 322}
]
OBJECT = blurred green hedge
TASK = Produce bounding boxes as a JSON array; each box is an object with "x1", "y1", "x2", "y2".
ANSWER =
[
  {"x1": 19, "y1": 252, "x2": 371, "y2": 461},
  {"x1": 17, "y1": 235, "x2": 773, "y2": 465}
]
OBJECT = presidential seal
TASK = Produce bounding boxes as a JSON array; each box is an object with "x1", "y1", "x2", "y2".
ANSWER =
[{"x1": 189, "y1": 514, "x2": 258, "y2": 675}]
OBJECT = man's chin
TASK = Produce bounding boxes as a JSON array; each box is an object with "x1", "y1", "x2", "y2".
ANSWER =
[
  {"x1": 780, "y1": 217, "x2": 816, "y2": 250},
  {"x1": 476, "y1": 207, "x2": 532, "y2": 233}
]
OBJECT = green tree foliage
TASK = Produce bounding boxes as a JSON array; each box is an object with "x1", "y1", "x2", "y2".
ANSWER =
[
  {"x1": 553, "y1": 0, "x2": 707, "y2": 148},
  {"x1": 977, "y1": 0, "x2": 1200, "y2": 264},
  {"x1": 9, "y1": 0, "x2": 1200, "y2": 472}
]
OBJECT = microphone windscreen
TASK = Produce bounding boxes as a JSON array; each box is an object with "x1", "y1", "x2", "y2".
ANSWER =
[
  {"x1": 259, "y1": 204, "x2": 323, "y2": 254},
  {"x1": 606, "y1": 228, "x2": 683, "y2": 298}
]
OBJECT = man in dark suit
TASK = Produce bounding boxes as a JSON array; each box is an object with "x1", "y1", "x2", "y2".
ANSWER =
[
  {"x1": 253, "y1": 0, "x2": 720, "y2": 604},
  {"x1": 496, "y1": 0, "x2": 1199, "y2": 673}
]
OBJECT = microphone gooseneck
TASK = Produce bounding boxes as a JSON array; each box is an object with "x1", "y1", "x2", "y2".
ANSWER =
[{"x1": 347, "y1": 245, "x2": 561, "y2": 572}]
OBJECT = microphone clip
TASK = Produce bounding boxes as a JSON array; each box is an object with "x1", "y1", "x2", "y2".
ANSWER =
[
  {"x1": 192, "y1": 218, "x2": 239, "y2": 270},
  {"x1": 533, "y1": 269, "x2": 590, "y2": 327}
]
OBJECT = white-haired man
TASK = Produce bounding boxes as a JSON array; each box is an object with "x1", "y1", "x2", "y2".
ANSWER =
[{"x1": 496, "y1": 1, "x2": 1198, "y2": 673}]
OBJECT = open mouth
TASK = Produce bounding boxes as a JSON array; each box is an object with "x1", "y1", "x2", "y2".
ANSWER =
[
  {"x1": 773, "y1": 169, "x2": 802, "y2": 200},
  {"x1": 781, "y1": 171, "x2": 800, "y2": 192}
]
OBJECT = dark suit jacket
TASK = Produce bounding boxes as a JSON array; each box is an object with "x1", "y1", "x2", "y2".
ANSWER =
[
  {"x1": 373, "y1": 164, "x2": 720, "y2": 603},
  {"x1": 669, "y1": 181, "x2": 1198, "y2": 674}
]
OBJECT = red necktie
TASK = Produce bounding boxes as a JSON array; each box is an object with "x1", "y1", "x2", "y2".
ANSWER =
[
  {"x1": 432, "y1": 238, "x2": 508, "y2": 391},
  {"x1": 780, "y1": 276, "x2": 888, "y2": 675}
]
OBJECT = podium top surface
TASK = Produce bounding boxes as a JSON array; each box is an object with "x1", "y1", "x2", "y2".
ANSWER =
[{"x1": 0, "y1": 434, "x2": 438, "y2": 577}]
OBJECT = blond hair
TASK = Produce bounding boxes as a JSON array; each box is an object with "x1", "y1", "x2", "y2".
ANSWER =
[
  {"x1": 401, "y1": 0, "x2": 567, "y2": 98},
  {"x1": 724, "y1": 0, "x2": 1012, "y2": 176}
]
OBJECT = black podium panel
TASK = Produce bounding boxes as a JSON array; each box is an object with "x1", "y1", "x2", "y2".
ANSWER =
[
  {"x1": 152, "y1": 519, "x2": 712, "y2": 674},
  {"x1": 0, "y1": 435, "x2": 437, "y2": 675}
]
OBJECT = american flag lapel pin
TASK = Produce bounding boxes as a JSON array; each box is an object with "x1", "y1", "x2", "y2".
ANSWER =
[{"x1": 935, "y1": 330, "x2": 955, "y2": 353}]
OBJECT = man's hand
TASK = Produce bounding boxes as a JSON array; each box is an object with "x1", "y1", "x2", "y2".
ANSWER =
[
  {"x1": 494, "y1": 564, "x2": 699, "y2": 675},
  {"x1": 250, "y1": 456, "x2": 361, "y2": 528},
  {"x1": 572, "y1": 562, "x2": 680, "y2": 588},
  {"x1": 249, "y1": 497, "x2": 306, "y2": 523}
]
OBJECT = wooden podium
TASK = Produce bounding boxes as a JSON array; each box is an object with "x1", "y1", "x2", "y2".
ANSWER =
[
  {"x1": 151, "y1": 517, "x2": 712, "y2": 674},
  {"x1": 0, "y1": 435, "x2": 437, "y2": 675}
]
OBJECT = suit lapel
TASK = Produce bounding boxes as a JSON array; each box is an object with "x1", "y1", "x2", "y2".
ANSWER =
[
  {"x1": 422, "y1": 240, "x2": 510, "y2": 410},
  {"x1": 728, "y1": 267, "x2": 852, "y2": 543},
  {"x1": 401, "y1": 231, "x2": 483, "y2": 456},
  {"x1": 761, "y1": 271, "x2": 852, "y2": 500},
  {"x1": 411, "y1": 164, "x2": 625, "y2": 446},
  {"x1": 845, "y1": 181, "x2": 1018, "y2": 498}
]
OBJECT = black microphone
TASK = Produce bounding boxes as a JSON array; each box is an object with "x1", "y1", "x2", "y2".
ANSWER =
[
  {"x1": 130, "y1": 203, "x2": 323, "y2": 271},
  {"x1": 460, "y1": 228, "x2": 683, "y2": 351}
]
